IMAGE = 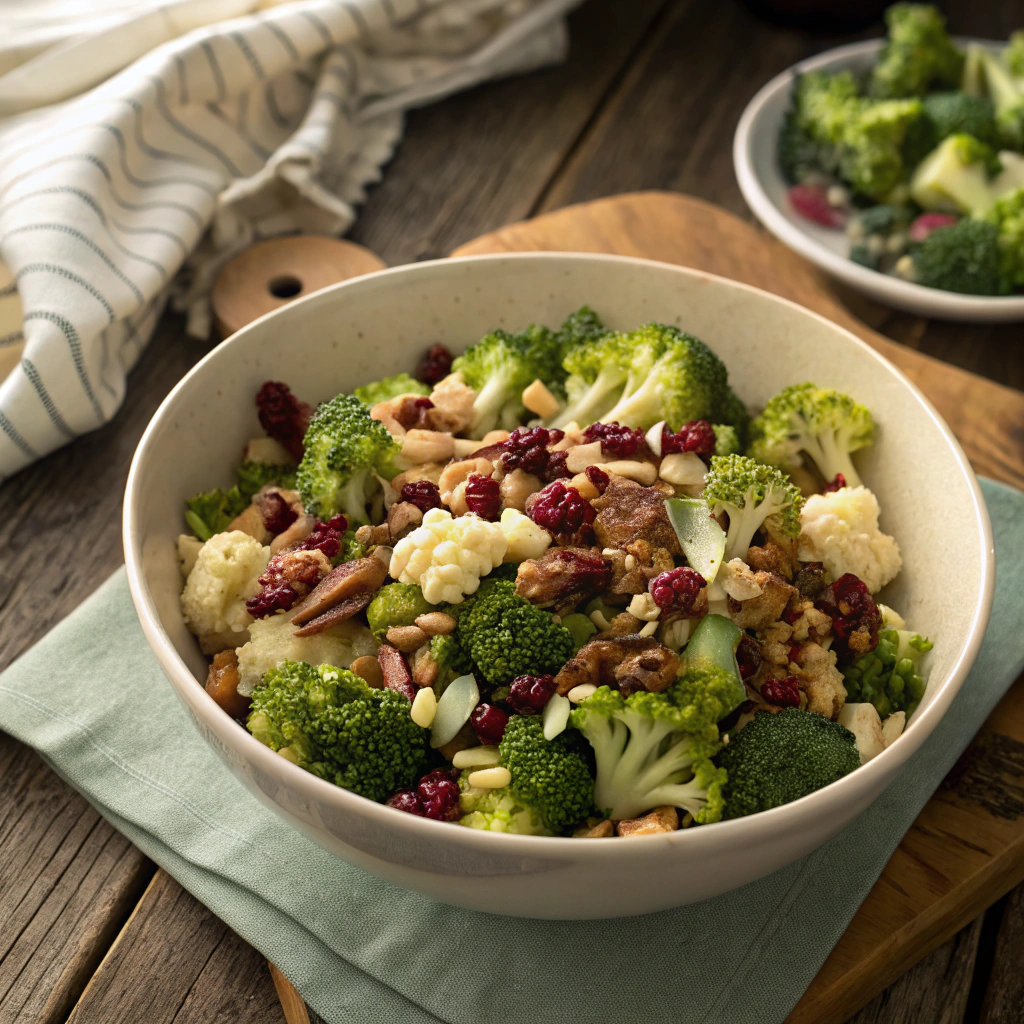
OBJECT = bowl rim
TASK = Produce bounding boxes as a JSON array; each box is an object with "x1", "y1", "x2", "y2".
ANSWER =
[
  {"x1": 732, "y1": 36, "x2": 1024, "y2": 318},
  {"x1": 124, "y1": 250, "x2": 995, "y2": 857}
]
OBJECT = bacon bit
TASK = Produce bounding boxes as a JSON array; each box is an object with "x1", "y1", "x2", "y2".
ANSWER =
[{"x1": 377, "y1": 644, "x2": 417, "y2": 701}]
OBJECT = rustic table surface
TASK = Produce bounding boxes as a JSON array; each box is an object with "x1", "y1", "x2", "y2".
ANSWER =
[{"x1": 2, "y1": 2, "x2": 1023, "y2": 1023}]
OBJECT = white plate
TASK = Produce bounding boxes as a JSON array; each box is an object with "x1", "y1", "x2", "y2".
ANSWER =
[{"x1": 733, "y1": 38, "x2": 1024, "y2": 323}]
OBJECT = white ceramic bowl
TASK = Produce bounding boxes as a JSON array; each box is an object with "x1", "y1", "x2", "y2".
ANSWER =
[
  {"x1": 124, "y1": 253, "x2": 994, "y2": 919},
  {"x1": 734, "y1": 38, "x2": 1024, "y2": 323}
]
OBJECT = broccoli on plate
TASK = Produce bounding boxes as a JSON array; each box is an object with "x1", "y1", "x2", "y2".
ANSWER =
[
  {"x1": 247, "y1": 661, "x2": 428, "y2": 802},
  {"x1": 353, "y1": 373, "x2": 430, "y2": 408},
  {"x1": 295, "y1": 393, "x2": 400, "y2": 522},
  {"x1": 749, "y1": 382, "x2": 875, "y2": 488},
  {"x1": 702, "y1": 454, "x2": 804, "y2": 562},
  {"x1": 719, "y1": 707, "x2": 860, "y2": 819},
  {"x1": 910, "y1": 217, "x2": 1006, "y2": 294}
]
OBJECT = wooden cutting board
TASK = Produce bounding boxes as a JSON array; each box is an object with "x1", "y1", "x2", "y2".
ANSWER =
[
  {"x1": 453, "y1": 192, "x2": 1024, "y2": 1024},
  {"x1": 215, "y1": 191, "x2": 1024, "y2": 1024}
]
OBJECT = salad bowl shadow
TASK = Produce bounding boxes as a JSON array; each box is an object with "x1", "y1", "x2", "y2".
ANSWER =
[
  {"x1": 734, "y1": 37, "x2": 1024, "y2": 323},
  {"x1": 124, "y1": 253, "x2": 993, "y2": 919}
]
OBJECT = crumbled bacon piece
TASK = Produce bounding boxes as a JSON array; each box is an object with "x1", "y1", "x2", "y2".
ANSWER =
[{"x1": 255, "y1": 381, "x2": 312, "y2": 461}]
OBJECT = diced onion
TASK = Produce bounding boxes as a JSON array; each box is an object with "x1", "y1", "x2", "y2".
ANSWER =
[
  {"x1": 645, "y1": 420, "x2": 666, "y2": 457},
  {"x1": 542, "y1": 693, "x2": 571, "y2": 740}
]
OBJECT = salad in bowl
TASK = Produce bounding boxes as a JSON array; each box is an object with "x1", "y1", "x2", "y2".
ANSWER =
[{"x1": 175, "y1": 306, "x2": 931, "y2": 840}]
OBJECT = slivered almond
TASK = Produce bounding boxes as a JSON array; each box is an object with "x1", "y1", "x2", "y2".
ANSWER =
[{"x1": 290, "y1": 557, "x2": 387, "y2": 625}]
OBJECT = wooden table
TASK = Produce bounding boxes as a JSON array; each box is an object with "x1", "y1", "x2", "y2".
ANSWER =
[{"x1": 2, "y1": 2, "x2": 1023, "y2": 1022}]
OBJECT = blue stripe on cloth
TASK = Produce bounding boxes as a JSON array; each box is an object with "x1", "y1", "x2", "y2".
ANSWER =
[
  {"x1": 17, "y1": 264, "x2": 116, "y2": 322},
  {"x1": 21, "y1": 359, "x2": 76, "y2": 438},
  {"x1": 0, "y1": 410, "x2": 37, "y2": 460},
  {"x1": 22, "y1": 310, "x2": 105, "y2": 422}
]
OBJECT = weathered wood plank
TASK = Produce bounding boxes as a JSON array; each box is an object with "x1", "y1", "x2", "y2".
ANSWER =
[
  {"x1": 846, "y1": 914, "x2": 983, "y2": 1024},
  {"x1": 348, "y1": 0, "x2": 669, "y2": 265},
  {"x1": 0, "y1": 733, "x2": 153, "y2": 1024},
  {"x1": 979, "y1": 882, "x2": 1024, "y2": 1024},
  {"x1": 66, "y1": 870, "x2": 284, "y2": 1024}
]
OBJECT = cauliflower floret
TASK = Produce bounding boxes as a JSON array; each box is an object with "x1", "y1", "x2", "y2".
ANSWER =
[
  {"x1": 235, "y1": 613, "x2": 377, "y2": 696},
  {"x1": 499, "y1": 507, "x2": 551, "y2": 563},
  {"x1": 389, "y1": 507, "x2": 508, "y2": 605},
  {"x1": 181, "y1": 531, "x2": 270, "y2": 646},
  {"x1": 798, "y1": 486, "x2": 901, "y2": 594}
]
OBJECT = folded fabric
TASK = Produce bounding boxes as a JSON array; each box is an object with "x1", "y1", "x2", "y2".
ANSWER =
[
  {"x1": 1, "y1": 476, "x2": 1022, "y2": 1024},
  {"x1": 0, "y1": 0, "x2": 580, "y2": 479}
]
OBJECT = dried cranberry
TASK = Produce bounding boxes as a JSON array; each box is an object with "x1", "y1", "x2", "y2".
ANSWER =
[
  {"x1": 736, "y1": 634, "x2": 763, "y2": 680},
  {"x1": 470, "y1": 703, "x2": 509, "y2": 745},
  {"x1": 400, "y1": 480, "x2": 442, "y2": 513},
  {"x1": 255, "y1": 381, "x2": 312, "y2": 461},
  {"x1": 649, "y1": 566, "x2": 706, "y2": 612},
  {"x1": 909, "y1": 212, "x2": 958, "y2": 243},
  {"x1": 661, "y1": 420, "x2": 716, "y2": 458},
  {"x1": 527, "y1": 480, "x2": 596, "y2": 536},
  {"x1": 583, "y1": 421, "x2": 644, "y2": 458},
  {"x1": 816, "y1": 573, "x2": 882, "y2": 661},
  {"x1": 246, "y1": 581, "x2": 297, "y2": 618},
  {"x1": 540, "y1": 449, "x2": 572, "y2": 482},
  {"x1": 500, "y1": 426, "x2": 562, "y2": 476},
  {"x1": 386, "y1": 788, "x2": 426, "y2": 815},
  {"x1": 259, "y1": 492, "x2": 298, "y2": 535},
  {"x1": 506, "y1": 674, "x2": 557, "y2": 714},
  {"x1": 415, "y1": 344, "x2": 454, "y2": 386},
  {"x1": 761, "y1": 676, "x2": 802, "y2": 708},
  {"x1": 823, "y1": 473, "x2": 847, "y2": 493},
  {"x1": 464, "y1": 474, "x2": 501, "y2": 519},
  {"x1": 297, "y1": 514, "x2": 348, "y2": 560},
  {"x1": 417, "y1": 769, "x2": 461, "y2": 821},
  {"x1": 584, "y1": 465, "x2": 610, "y2": 494},
  {"x1": 788, "y1": 183, "x2": 846, "y2": 228}
]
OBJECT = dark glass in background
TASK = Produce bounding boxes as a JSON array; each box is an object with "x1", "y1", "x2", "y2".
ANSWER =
[{"x1": 740, "y1": 0, "x2": 892, "y2": 31}]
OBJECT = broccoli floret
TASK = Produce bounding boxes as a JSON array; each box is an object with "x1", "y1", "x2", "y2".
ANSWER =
[
  {"x1": 247, "y1": 661, "x2": 427, "y2": 802},
  {"x1": 780, "y1": 70, "x2": 922, "y2": 200},
  {"x1": 749, "y1": 382, "x2": 875, "y2": 488},
  {"x1": 984, "y1": 186, "x2": 1024, "y2": 291},
  {"x1": 553, "y1": 306, "x2": 613, "y2": 351},
  {"x1": 571, "y1": 685, "x2": 726, "y2": 823},
  {"x1": 703, "y1": 455, "x2": 804, "y2": 562},
  {"x1": 719, "y1": 707, "x2": 860, "y2": 818},
  {"x1": 842, "y1": 627, "x2": 933, "y2": 718},
  {"x1": 1007, "y1": 31, "x2": 1024, "y2": 78},
  {"x1": 452, "y1": 323, "x2": 566, "y2": 438},
  {"x1": 457, "y1": 772, "x2": 550, "y2": 834},
  {"x1": 455, "y1": 580, "x2": 574, "y2": 685},
  {"x1": 340, "y1": 528, "x2": 366, "y2": 563},
  {"x1": 184, "y1": 486, "x2": 248, "y2": 541},
  {"x1": 712, "y1": 423, "x2": 741, "y2": 457},
  {"x1": 184, "y1": 459, "x2": 295, "y2": 540},
  {"x1": 551, "y1": 322, "x2": 747, "y2": 438},
  {"x1": 366, "y1": 582, "x2": 433, "y2": 640},
  {"x1": 911, "y1": 218, "x2": 1005, "y2": 294},
  {"x1": 972, "y1": 45, "x2": 1024, "y2": 150},
  {"x1": 353, "y1": 373, "x2": 430, "y2": 408},
  {"x1": 494, "y1": 714, "x2": 594, "y2": 835},
  {"x1": 295, "y1": 393, "x2": 400, "y2": 522},
  {"x1": 869, "y1": 4, "x2": 964, "y2": 99},
  {"x1": 904, "y1": 91, "x2": 998, "y2": 165}
]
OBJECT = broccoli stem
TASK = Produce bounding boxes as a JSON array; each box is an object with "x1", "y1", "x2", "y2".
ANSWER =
[
  {"x1": 801, "y1": 429, "x2": 862, "y2": 488},
  {"x1": 549, "y1": 367, "x2": 626, "y2": 429},
  {"x1": 471, "y1": 374, "x2": 517, "y2": 435},
  {"x1": 723, "y1": 492, "x2": 790, "y2": 562}
]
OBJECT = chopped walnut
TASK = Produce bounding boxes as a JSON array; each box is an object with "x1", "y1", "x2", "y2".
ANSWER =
[
  {"x1": 351, "y1": 655, "x2": 384, "y2": 689},
  {"x1": 746, "y1": 540, "x2": 794, "y2": 580},
  {"x1": 595, "y1": 612, "x2": 645, "y2": 638},
  {"x1": 515, "y1": 547, "x2": 611, "y2": 609},
  {"x1": 591, "y1": 479, "x2": 682, "y2": 555},
  {"x1": 554, "y1": 636, "x2": 680, "y2": 697},
  {"x1": 227, "y1": 503, "x2": 270, "y2": 544},
  {"x1": 387, "y1": 501, "x2": 423, "y2": 540},
  {"x1": 205, "y1": 650, "x2": 249, "y2": 719},
  {"x1": 616, "y1": 806, "x2": 679, "y2": 836},
  {"x1": 728, "y1": 572, "x2": 797, "y2": 630}
]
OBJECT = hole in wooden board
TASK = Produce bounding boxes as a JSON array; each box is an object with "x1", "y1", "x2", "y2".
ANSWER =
[{"x1": 268, "y1": 274, "x2": 302, "y2": 299}]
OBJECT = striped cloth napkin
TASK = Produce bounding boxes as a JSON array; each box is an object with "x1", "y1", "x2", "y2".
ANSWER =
[{"x1": 0, "y1": 0, "x2": 580, "y2": 479}]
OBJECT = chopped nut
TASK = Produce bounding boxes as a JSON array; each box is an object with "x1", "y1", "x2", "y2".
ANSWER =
[
  {"x1": 410, "y1": 646, "x2": 440, "y2": 688},
  {"x1": 499, "y1": 468, "x2": 542, "y2": 511},
  {"x1": 436, "y1": 721, "x2": 477, "y2": 761},
  {"x1": 565, "y1": 441, "x2": 606, "y2": 474},
  {"x1": 270, "y1": 513, "x2": 316, "y2": 554},
  {"x1": 391, "y1": 463, "x2": 445, "y2": 490},
  {"x1": 572, "y1": 818, "x2": 615, "y2": 839},
  {"x1": 415, "y1": 611, "x2": 457, "y2": 635},
  {"x1": 627, "y1": 591, "x2": 661, "y2": 622},
  {"x1": 400, "y1": 428, "x2": 456, "y2": 465},
  {"x1": 410, "y1": 687, "x2": 438, "y2": 728},
  {"x1": 616, "y1": 806, "x2": 679, "y2": 836},
  {"x1": 351, "y1": 655, "x2": 384, "y2": 689},
  {"x1": 386, "y1": 624, "x2": 430, "y2": 653},
  {"x1": 355, "y1": 523, "x2": 391, "y2": 549},
  {"x1": 658, "y1": 452, "x2": 707, "y2": 487},
  {"x1": 205, "y1": 650, "x2": 249, "y2": 719},
  {"x1": 387, "y1": 501, "x2": 424, "y2": 540},
  {"x1": 228, "y1": 503, "x2": 270, "y2": 544},
  {"x1": 522, "y1": 378, "x2": 561, "y2": 418},
  {"x1": 447, "y1": 480, "x2": 470, "y2": 516},
  {"x1": 426, "y1": 374, "x2": 476, "y2": 434},
  {"x1": 555, "y1": 636, "x2": 680, "y2": 697},
  {"x1": 604, "y1": 460, "x2": 658, "y2": 486}
]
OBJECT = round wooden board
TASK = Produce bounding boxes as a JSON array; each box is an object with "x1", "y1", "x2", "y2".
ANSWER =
[{"x1": 211, "y1": 236, "x2": 386, "y2": 337}]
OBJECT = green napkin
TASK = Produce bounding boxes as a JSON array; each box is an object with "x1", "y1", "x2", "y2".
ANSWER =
[{"x1": 2, "y1": 477, "x2": 1022, "y2": 1024}]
